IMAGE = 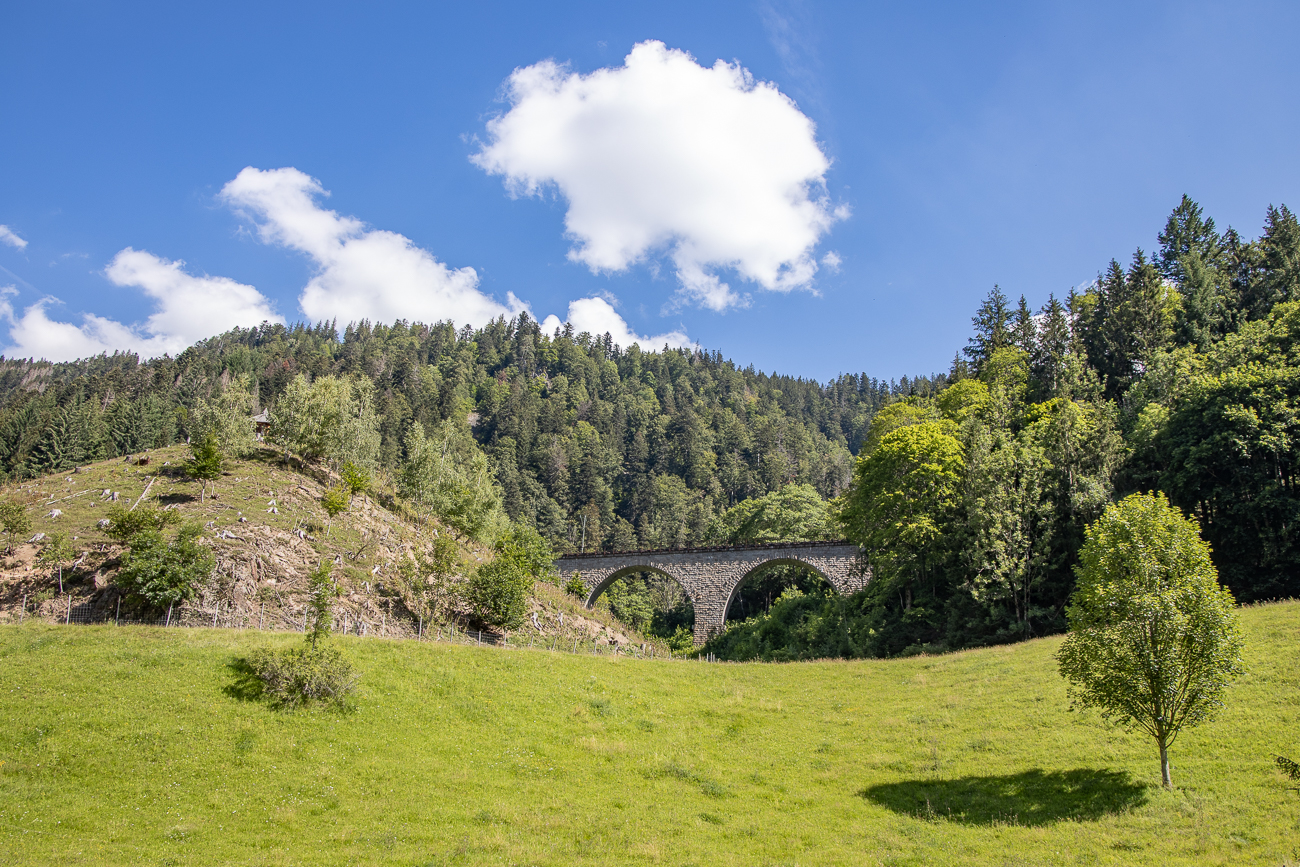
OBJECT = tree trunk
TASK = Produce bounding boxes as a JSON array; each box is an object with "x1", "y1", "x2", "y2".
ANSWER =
[{"x1": 1159, "y1": 739, "x2": 1172, "y2": 789}]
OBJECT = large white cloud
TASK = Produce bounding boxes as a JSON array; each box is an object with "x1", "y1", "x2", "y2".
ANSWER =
[
  {"x1": 220, "y1": 166, "x2": 525, "y2": 327},
  {"x1": 473, "y1": 40, "x2": 846, "y2": 312},
  {"x1": 540, "y1": 296, "x2": 693, "y2": 350},
  {"x1": 1, "y1": 250, "x2": 283, "y2": 362},
  {"x1": 0, "y1": 226, "x2": 27, "y2": 250}
]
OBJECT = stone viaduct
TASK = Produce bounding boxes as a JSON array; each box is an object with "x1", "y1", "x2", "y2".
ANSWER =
[{"x1": 553, "y1": 541, "x2": 868, "y2": 646}]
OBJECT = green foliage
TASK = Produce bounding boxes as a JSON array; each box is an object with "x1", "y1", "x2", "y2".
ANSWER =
[
  {"x1": 464, "y1": 524, "x2": 555, "y2": 629},
  {"x1": 839, "y1": 422, "x2": 964, "y2": 602},
  {"x1": 861, "y1": 400, "x2": 944, "y2": 455},
  {"x1": 184, "y1": 433, "x2": 225, "y2": 502},
  {"x1": 395, "y1": 534, "x2": 462, "y2": 620},
  {"x1": 102, "y1": 503, "x2": 180, "y2": 544},
  {"x1": 269, "y1": 374, "x2": 381, "y2": 470},
  {"x1": 399, "y1": 418, "x2": 505, "y2": 541},
  {"x1": 187, "y1": 374, "x2": 258, "y2": 457},
  {"x1": 1057, "y1": 492, "x2": 1244, "y2": 788},
  {"x1": 115, "y1": 522, "x2": 215, "y2": 611},
  {"x1": 0, "y1": 498, "x2": 31, "y2": 553},
  {"x1": 564, "y1": 572, "x2": 587, "y2": 599},
  {"x1": 340, "y1": 461, "x2": 370, "y2": 498},
  {"x1": 304, "y1": 562, "x2": 339, "y2": 649},
  {"x1": 711, "y1": 483, "x2": 838, "y2": 544},
  {"x1": 246, "y1": 643, "x2": 357, "y2": 711},
  {"x1": 320, "y1": 485, "x2": 348, "y2": 532},
  {"x1": 37, "y1": 531, "x2": 75, "y2": 593}
]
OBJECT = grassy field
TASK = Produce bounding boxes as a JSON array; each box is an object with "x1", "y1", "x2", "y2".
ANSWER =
[{"x1": 1, "y1": 603, "x2": 1298, "y2": 866}]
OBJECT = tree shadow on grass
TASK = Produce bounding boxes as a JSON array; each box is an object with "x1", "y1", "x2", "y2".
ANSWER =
[
  {"x1": 222, "y1": 657, "x2": 265, "y2": 702},
  {"x1": 860, "y1": 768, "x2": 1148, "y2": 826}
]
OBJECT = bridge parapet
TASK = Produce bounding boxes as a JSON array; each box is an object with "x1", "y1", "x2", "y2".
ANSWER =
[{"x1": 553, "y1": 541, "x2": 867, "y2": 646}]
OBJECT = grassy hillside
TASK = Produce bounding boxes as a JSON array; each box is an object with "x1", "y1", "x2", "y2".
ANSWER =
[
  {"x1": 0, "y1": 444, "x2": 655, "y2": 650},
  {"x1": 1, "y1": 603, "x2": 1297, "y2": 866}
]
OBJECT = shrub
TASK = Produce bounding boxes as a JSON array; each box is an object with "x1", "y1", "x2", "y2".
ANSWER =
[
  {"x1": 0, "y1": 499, "x2": 31, "y2": 554},
  {"x1": 320, "y1": 485, "x2": 349, "y2": 534},
  {"x1": 115, "y1": 523, "x2": 214, "y2": 611},
  {"x1": 184, "y1": 433, "x2": 226, "y2": 502},
  {"x1": 103, "y1": 504, "x2": 180, "y2": 544},
  {"x1": 246, "y1": 563, "x2": 356, "y2": 710},
  {"x1": 464, "y1": 525, "x2": 556, "y2": 629},
  {"x1": 564, "y1": 572, "x2": 587, "y2": 599},
  {"x1": 246, "y1": 643, "x2": 357, "y2": 710},
  {"x1": 340, "y1": 461, "x2": 370, "y2": 499}
]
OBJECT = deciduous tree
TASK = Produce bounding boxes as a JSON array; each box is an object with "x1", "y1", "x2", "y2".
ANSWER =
[{"x1": 1057, "y1": 492, "x2": 1243, "y2": 789}]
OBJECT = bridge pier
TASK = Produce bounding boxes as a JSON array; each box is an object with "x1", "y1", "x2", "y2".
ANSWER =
[{"x1": 553, "y1": 542, "x2": 866, "y2": 647}]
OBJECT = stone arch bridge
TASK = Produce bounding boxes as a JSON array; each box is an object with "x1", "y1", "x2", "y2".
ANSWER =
[{"x1": 554, "y1": 541, "x2": 867, "y2": 646}]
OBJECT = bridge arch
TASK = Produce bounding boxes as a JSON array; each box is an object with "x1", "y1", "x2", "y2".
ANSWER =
[
  {"x1": 722, "y1": 556, "x2": 839, "y2": 622},
  {"x1": 584, "y1": 565, "x2": 700, "y2": 610},
  {"x1": 554, "y1": 542, "x2": 865, "y2": 646}
]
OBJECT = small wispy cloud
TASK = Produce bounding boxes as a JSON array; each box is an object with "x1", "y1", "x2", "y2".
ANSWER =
[
  {"x1": 0, "y1": 225, "x2": 28, "y2": 250},
  {"x1": 540, "y1": 295, "x2": 693, "y2": 350}
]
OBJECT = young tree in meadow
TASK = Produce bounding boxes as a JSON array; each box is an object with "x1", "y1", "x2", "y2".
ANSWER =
[{"x1": 1057, "y1": 492, "x2": 1244, "y2": 789}]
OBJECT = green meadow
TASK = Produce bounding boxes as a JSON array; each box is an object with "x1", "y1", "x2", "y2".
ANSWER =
[{"x1": 1, "y1": 603, "x2": 1298, "y2": 866}]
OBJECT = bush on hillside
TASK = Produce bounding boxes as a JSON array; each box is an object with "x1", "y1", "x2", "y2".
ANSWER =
[
  {"x1": 115, "y1": 522, "x2": 214, "y2": 611},
  {"x1": 103, "y1": 504, "x2": 180, "y2": 544},
  {"x1": 464, "y1": 524, "x2": 555, "y2": 629}
]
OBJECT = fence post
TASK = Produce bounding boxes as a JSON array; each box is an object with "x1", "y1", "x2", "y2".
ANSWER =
[
  {"x1": 212, "y1": 604, "x2": 218, "y2": 629},
  {"x1": 259, "y1": 602, "x2": 264, "y2": 631},
  {"x1": 166, "y1": 603, "x2": 173, "y2": 627},
  {"x1": 115, "y1": 596, "x2": 120, "y2": 626},
  {"x1": 20, "y1": 594, "x2": 25, "y2": 624},
  {"x1": 477, "y1": 630, "x2": 481, "y2": 645},
  {"x1": 65, "y1": 595, "x2": 71, "y2": 625}
]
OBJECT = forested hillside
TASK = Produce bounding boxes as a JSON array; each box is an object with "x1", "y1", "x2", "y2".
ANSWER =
[
  {"x1": 2, "y1": 195, "x2": 1298, "y2": 658},
  {"x1": 0, "y1": 314, "x2": 940, "y2": 553}
]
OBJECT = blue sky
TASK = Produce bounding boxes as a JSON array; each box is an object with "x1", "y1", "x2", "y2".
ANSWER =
[{"x1": 1, "y1": 1, "x2": 1298, "y2": 380}]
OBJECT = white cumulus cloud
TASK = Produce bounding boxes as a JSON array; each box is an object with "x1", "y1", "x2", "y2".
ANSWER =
[
  {"x1": 1, "y1": 251, "x2": 283, "y2": 362},
  {"x1": 473, "y1": 40, "x2": 846, "y2": 312},
  {"x1": 0, "y1": 226, "x2": 28, "y2": 250},
  {"x1": 540, "y1": 296, "x2": 693, "y2": 350},
  {"x1": 220, "y1": 166, "x2": 525, "y2": 328}
]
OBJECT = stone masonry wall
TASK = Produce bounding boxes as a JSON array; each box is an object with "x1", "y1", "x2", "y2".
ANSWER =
[{"x1": 553, "y1": 543, "x2": 866, "y2": 646}]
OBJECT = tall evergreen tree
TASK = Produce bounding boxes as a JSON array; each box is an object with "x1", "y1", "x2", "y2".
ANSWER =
[{"x1": 964, "y1": 285, "x2": 1012, "y2": 370}]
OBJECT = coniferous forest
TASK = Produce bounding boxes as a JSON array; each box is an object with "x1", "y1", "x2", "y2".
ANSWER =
[{"x1": 2, "y1": 195, "x2": 1299, "y2": 658}]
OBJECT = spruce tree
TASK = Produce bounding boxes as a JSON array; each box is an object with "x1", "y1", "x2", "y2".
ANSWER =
[
  {"x1": 1158, "y1": 194, "x2": 1222, "y2": 284},
  {"x1": 964, "y1": 286, "x2": 1012, "y2": 370}
]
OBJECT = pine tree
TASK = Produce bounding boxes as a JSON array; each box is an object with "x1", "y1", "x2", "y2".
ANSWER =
[
  {"x1": 965, "y1": 285, "x2": 1012, "y2": 370},
  {"x1": 1158, "y1": 194, "x2": 1222, "y2": 284},
  {"x1": 29, "y1": 408, "x2": 70, "y2": 475},
  {"x1": 1033, "y1": 294, "x2": 1072, "y2": 397}
]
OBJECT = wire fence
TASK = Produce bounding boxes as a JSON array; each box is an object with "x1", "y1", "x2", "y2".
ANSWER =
[{"x1": 3, "y1": 594, "x2": 701, "y2": 661}]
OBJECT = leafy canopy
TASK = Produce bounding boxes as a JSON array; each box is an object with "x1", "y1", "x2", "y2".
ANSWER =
[{"x1": 1057, "y1": 492, "x2": 1243, "y2": 788}]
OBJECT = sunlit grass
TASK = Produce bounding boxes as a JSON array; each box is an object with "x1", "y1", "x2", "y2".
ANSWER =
[{"x1": 1, "y1": 602, "x2": 1298, "y2": 865}]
